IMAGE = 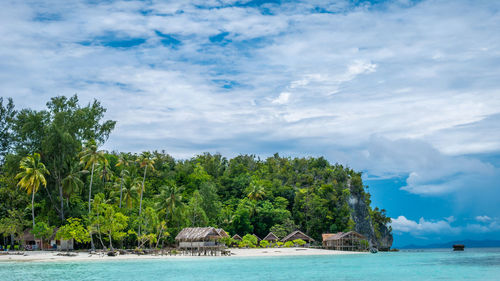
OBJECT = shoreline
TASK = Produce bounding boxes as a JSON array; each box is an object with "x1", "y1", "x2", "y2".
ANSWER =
[{"x1": 0, "y1": 248, "x2": 364, "y2": 263}]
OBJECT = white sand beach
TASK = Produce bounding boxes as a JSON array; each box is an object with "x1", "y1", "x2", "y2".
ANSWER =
[{"x1": 0, "y1": 248, "x2": 363, "y2": 262}]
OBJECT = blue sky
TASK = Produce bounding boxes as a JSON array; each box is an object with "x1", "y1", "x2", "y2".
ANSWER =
[{"x1": 1, "y1": 0, "x2": 500, "y2": 247}]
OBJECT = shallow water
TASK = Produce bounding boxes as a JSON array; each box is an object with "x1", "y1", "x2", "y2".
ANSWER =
[{"x1": 1, "y1": 248, "x2": 500, "y2": 280}]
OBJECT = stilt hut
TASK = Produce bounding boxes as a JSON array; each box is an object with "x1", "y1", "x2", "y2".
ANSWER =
[
  {"x1": 232, "y1": 234, "x2": 242, "y2": 241},
  {"x1": 176, "y1": 227, "x2": 222, "y2": 248},
  {"x1": 281, "y1": 230, "x2": 315, "y2": 245},
  {"x1": 322, "y1": 231, "x2": 367, "y2": 251},
  {"x1": 263, "y1": 232, "x2": 279, "y2": 243}
]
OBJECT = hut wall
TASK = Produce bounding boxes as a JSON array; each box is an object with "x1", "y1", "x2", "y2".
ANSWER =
[{"x1": 179, "y1": 241, "x2": 217, "y2": 248}]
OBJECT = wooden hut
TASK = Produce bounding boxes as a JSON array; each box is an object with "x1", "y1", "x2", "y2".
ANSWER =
[
  {"x1": 19, "y1": 229, "x2": 74, "y2": 251},
  {"x1": 323, "y1": 231, "x2": 367, "y2": 251},
  {"x1": 281, "y1": 230, "x2": 315, "y2": 244},
  {"x1": 175, "y1": 227, "x2": 223, "y2": 249},
  {"x1": 216, "y1": 228, "x2": 229, "y2": 238},
  {"x1": 263, "y1": 232, "x2": 279, "y2": 243},
  {"x1": 232, "y1": 234, "x2": 242, "y2": 241},
  {"x1": 252, "y1": 234, "x2": 262, "y2": 242}
]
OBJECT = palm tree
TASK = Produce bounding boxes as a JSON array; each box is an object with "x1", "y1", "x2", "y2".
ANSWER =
[
  {"x1": 136, "y1": 152, "x2": 156, "y2": 217},
  {"x1": 247, "y1": 181, "x2": 265, "y2": 201},
  {"x1": 156, "y1": 184, "x2": 184, "y2": 223},
  {"x1": 112, "y1": 175, "x2": 140, "y2": 209},
  {"x1": 61, "y1": 163, "x2": 87, "y2": 206},
  {"x1": 15, "y1": 153, "x2": 50, "y2": 228},
  {"x1": 116, "y1": 153, "x2": 132, "y2": 208},
  {"x1": 79, "y1": 140, "x2": 107, "y2": 213}
]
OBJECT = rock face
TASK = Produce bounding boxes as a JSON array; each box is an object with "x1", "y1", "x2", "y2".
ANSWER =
[{"x1": 348, "y1": 183, "x2": 393, "y2": 250}]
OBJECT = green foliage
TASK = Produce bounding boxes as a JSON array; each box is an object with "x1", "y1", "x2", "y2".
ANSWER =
[
  {"x1": 293, "y1": 239, "x2": 306, "y2": 246},
  {"x1": 0, "y1": 95, "x2": 392, "y2": 250},
  {"x1": 31, "y1": 222, "x2": 54, "y2": 249},
  {"x1": 359, "y1": 239, "x2": 369, "y2": 250},
  {"x1": 259, "y1": 240, "x2": 270, "y2": 248},
  {"x1": 56, "y1": 218, "x2": 90, "y2": 244},
  {"x1": 284, "y1": 241, "x2": 294, "y2": 247},
  {"x1": 240, "y1": 234, "x2": 258, "y2": 248}
]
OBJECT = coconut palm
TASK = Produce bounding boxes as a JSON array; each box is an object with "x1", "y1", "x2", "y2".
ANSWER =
[
  {"x1": 62, "y1": 163, "x2": 87, "y2": 206},
  {"x1": 15, "y1": 153, "x2": 50, "y2": 228},
  {"x1": 116, "y1": 153, "x2": 133, "y2": 208},
  {"x1": 79, "y1": 140, "x2": 107, "y2": 213},
  {"x1": 247, "y1": 180, "x2": 265, "y2": 201},
  {"x1": 156, "y1": 184, "x2": 184, "y2": 222},
  {"x1": 136, "y1": 152, "x2": 156, "y2": 217},
  {"x1": 112, "y1": 175, "x2": 140, "y2": 209}
]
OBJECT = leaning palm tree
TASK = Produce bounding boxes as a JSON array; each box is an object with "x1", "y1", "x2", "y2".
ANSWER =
[
  {"x1": 79, "y1": 140, "x2": 107, "y2": 213},
  {"x1": 136, "y1": 152, "x2": 156, "y2": 217},
  {"x1": 15, "y1": 153, "x2": 50, "y2": 228}
]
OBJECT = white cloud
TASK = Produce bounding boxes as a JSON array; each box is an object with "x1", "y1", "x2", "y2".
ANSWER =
[
  {"x1": 390, "y1": 216, "x2": 460, "y2": 235},
  {"x1": 1, "y1": 0, "x2": 500, "y2": 213},
  {"x1": 475, "y1": 216, "x2": 492, "y2": 223},
  {"x1": 272, "y1": 92, "x2": 291, "y2": 105}
]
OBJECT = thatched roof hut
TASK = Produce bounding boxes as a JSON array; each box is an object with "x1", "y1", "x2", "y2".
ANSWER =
[
  {"x1": 216, "y1": 228, "x2": 229, "y2": 238},
  {"x1": 323, "y1": 231, "x2": 367, "y2": 251},
  {"x1": 232, "y1": 234, "x2": 242, "y2": 241},
  {"x1": 175, "y1": 227, "x2": 222, "y2": 242},
  {"x1": 281, "y1": 230, "x2": 315, "y2": 243},
  {"x1": 263, "y1": 232, "x2": 279, "y2": 242},
  {"x1": 252, "y1": 234, "x2": 262, "y2": 242}
]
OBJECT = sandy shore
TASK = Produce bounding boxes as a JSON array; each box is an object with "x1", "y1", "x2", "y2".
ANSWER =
[{"x1": 0, "y1": 248, "x2": 362, "y2": 262}]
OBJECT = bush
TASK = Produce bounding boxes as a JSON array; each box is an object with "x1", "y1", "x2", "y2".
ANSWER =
[
  {"x1": 276, "y1": 242, "x2": 284, "y2": 247},
  {"x1": 359, "y1": 239, "x2": 369, "y2": 250},
  {"x1": 259, "y1": 240, "x2": 270, "y2": 248},
  {"x1": 284, "y1": 241, "x2": 294, "y2": 247},
  {"x1": 241, "y1": 234, "x2": 258, "y2": 247},
  {"x1": 293, "y1": 239, "x2": 306, "y2": 246}
]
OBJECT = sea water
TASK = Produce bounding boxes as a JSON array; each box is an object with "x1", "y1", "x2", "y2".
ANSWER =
[{"x1": 1, "y1": 248, "x2": 500, "y2": 280}]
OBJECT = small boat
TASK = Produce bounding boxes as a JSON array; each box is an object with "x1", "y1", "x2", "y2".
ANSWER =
[
  {"x1": 453, "y1": 244, "x2": 465, "y2": 251},
  {"x1": 370, "y1": 248, "x2": 378, "y2": 253}
]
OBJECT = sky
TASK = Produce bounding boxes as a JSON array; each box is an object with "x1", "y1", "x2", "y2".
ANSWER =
[{"x1": 1, "y1": 0, "x2": 500, "y2": 247}]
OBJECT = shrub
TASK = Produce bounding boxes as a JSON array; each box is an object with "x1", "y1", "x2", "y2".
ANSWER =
[
  {"x1": 284, "y1": 241, "x2": 294, "y2": 247},
  {"x1": 241, "y1": 234, "x2": 258, "y2": 247},
  {"x1": 293, "y1": 239, "x2": 306, "y2": 246},
  {"x1": 259, "y1": 240, "x2": 270, "y2": 248},
  {"x1": 359, "y1": 239, "x2": 369, "y2": 250},
  {"x1": 276, "y1": 242, "x2": 284, "y2": 247}
]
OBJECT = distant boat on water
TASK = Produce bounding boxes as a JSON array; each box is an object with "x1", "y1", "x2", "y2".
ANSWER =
[{"x1": 453, "y1": 244, "x2": 465, "y2": 251}]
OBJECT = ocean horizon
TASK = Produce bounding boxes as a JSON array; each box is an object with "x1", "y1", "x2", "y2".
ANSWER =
[{"x1": 2, "y1": 248, "x2": 499, "y2": 280}]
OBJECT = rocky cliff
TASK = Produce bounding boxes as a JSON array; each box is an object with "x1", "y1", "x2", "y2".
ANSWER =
[{"x1": 348, "y1": 182, "x2": 393, "y2": 250}]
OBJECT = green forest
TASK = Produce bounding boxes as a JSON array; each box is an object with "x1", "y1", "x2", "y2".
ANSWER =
[{"x1": 0, "y1": 95, "x2": 391, "y2": 250}]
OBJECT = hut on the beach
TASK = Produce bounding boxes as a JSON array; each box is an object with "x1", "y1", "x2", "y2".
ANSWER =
[
  {"x1": 175, "y1": 227, "x2": 224, "y2": 249},
  {"x1": 322, "y1": 231, "x2": 367, "y2": 251},
  {"x1": 216, "y1": 228, "x2": 229, "y2": 238},
  {"x1": 232, "y1": 234, "x2": 242, "y2": 241},
  {"x1": 19, "y1": 229, "x2": 74, "y2": 250},
  {"x1": 281, "y1": 230, "x2": 315, "y2": 245},
  {"x1": 263, "y1": 232, "x2": 279, "y2": 243},
  {"x1": 252, "y1": 234, "x2": 262, "y2": 242}
]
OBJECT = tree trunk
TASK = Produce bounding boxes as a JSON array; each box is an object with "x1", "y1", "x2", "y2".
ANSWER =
[
  {"x1": 58, "y1": 175, "x2": 64, "y2": 221},
  {"x1": 88, "y1": 163, "x2": 95, "y2": 213},
  {"x1": 139, "y1": 165, "x2": 147, "y2": 216},
  {"x1": 119, "y1": 177, "x2": 123, "y2": 208},
  {"x1": 31, "y1": 191, "x2": 35, "y2": 228},
  {"x1": 138, "y1": 165, "x2": 147, "y2": 242},
  {"x1": 108, "y1": 233, "x2": 113, "y2": 250}
]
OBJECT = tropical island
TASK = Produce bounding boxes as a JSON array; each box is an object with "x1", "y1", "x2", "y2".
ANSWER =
[{"x1": 0, "y1": 95, "x2": 392, "y2": 259}]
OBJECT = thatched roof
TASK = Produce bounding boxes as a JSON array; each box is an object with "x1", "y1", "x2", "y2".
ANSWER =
[
  {"x1": 216, "y1": 228, "x2": 229, "y2": 238},
  {"x1": 175, "y1": 227, "x2": 222, "y2": 241},
  {"x1": 252, "y1": 234, "x2": 262, "y2": 242},
  {"x1": 232, "y1": 234, "x2": 242, "y2": 241},
  {"x1": 281, "y1": 230, "x2": 315, "y2": 242},
  {"x1": 323, "y1": 231, "x2": 366, "y2": 241},
  {"x1": 263, "y1": 232, "x2": 279, "y2": 241}
]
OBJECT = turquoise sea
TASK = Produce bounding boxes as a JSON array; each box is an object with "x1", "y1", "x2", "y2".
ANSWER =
[{"x1": 1, "y1": 248, "x2": 500, "y2": 280}]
